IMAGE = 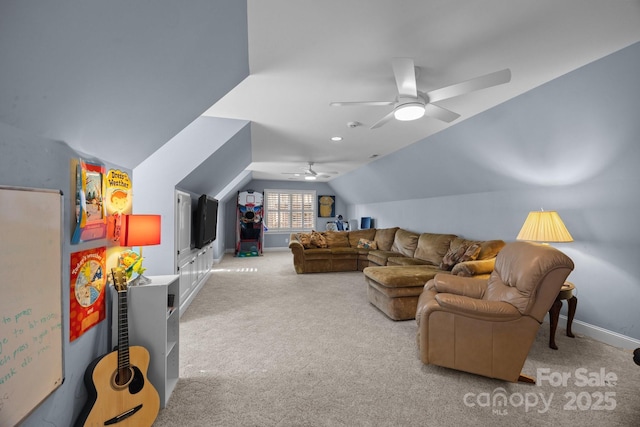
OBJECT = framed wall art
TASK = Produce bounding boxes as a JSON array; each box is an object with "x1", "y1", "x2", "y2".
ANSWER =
[
  {"x1": 318, "y1": 195, "x2": 335, "y2": 218},
  {"x1": 71, "y1": 158, "x2": 107, "y2": 244}
]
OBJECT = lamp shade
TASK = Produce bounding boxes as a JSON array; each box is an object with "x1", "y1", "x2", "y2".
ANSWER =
[
  {"x1": 516, "y1": 211, "x2": 573, "y2": 243},
  {"x1": 120, "y1": 214, "x2": 161, "y2": 247}
]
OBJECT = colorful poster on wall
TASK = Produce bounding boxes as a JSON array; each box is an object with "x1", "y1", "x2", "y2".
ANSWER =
[
  {"x1": 318, "y1": 195, "x2": 335, "y2": 218},
  {"x1": 71, "y1": 158, "x2": 107, "y2": 244},
  {"x1": 70, "y1": 247, "x2": 107, "y2": 341},
  {"x1": 105, "y1": 169, "x2": 132, "y2": 243}
]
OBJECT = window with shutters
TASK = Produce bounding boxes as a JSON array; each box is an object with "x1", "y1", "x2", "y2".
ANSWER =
[{"x1": 264, "y1": 189, "x2": 316, "y2": 232}]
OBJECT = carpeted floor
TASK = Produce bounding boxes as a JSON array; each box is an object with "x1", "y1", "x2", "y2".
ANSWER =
[{"x1": 153, "y1": 251, "x2": 640, "y2": 426}]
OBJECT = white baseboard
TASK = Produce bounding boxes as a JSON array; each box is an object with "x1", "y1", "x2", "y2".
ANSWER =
[
  {"x1": 556, "y1": 314, "x2": 640, "y2": 350},
  {"x1": 262, "y1": 247, "x2": 289, "y2": 252}
]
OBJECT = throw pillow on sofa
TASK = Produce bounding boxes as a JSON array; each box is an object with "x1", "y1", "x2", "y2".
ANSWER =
[
  {"x1": 297, "y1": 232, "x2": 315, "y2": 249},
  {"x1": 310, "y1": 231, "x2": 328, "y2": 248},
  {"x1": 348, "y1": 229, "x2": 376, "y2": 247},
  {"x1": 439, "y1": 242, "x2": 481, "y2": 271},
  {"x1": 357, "y1": 238, "x2": 378, "y2": 249}
]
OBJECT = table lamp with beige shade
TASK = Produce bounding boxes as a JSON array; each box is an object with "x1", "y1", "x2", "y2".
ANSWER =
[
  {"x1": 516, "y1": 210, "x2": 573, "y2": 244},
  {"x1": 516, "y1": 209, "x2": 575, "y2": 349}
]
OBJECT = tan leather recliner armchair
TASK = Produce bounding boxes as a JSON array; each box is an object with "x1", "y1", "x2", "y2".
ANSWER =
[{"x1": 416, "y1": 241, "x2": 574, "y2": 382}]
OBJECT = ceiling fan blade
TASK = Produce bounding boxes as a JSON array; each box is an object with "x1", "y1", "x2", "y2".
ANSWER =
[
  {"x1": 426, "y1": 68, "x2": 512, "y2": 103},
  {"x1": 424, "y1": 104, "x2": 461, "y2": 123},
  {"x1": 330, "y1": 101, "x2": 394, "y2": 107},
  {"x1": 392, "y1": 58, "x2": 417, "y2": 97},
  {"x1": 370, "y1": 110, "x2": 395, "y2": 129}
]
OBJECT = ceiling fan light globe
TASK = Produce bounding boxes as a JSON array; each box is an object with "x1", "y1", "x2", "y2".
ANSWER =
[
  {"x1": 394, "y1": 103, "x2": 425, "y2": 121},
  {"x1": 304, "y1": 175, "x2": 317, "y2": 181}
]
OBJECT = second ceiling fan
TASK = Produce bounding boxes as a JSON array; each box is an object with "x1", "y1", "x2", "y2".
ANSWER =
[
  {"x1": 282, "y1": 162, "x2": 337, "y2": 180},
  {"x1": 330, "y1": 58, "x2": 511, "y2": 129}
]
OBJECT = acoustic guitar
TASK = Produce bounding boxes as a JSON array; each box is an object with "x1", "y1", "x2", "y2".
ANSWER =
[{"x1": 75, "y1": 267, "x2": 160, "y2": 426}]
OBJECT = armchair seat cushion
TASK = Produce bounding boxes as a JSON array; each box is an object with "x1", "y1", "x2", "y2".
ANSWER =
[{"x1": 434, "y1": 294, "x2": 521, "y2": 320}]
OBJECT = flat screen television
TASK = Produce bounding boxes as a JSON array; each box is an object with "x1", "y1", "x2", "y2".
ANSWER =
[{"x1": 193, "y1": 194, "x2": 218, "y2": 249}]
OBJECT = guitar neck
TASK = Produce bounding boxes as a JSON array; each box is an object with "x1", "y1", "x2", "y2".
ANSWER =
[{"x1": 117, "y1": 288, "x2": 130, "y2": 372}]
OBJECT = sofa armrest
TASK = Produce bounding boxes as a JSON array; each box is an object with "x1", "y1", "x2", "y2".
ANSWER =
[
  {"x1": 432, "y1": 274, "x2": 487, "y2": 299},
  {"x1": 451, "y1": 258, "x2": 496, "y2": 277},
  {"x1": 288, "y1": 239, "x2": 304, "y2": 251},
  {"x1": 434, "y1": 293, "x2": 521, "y2": 320}
]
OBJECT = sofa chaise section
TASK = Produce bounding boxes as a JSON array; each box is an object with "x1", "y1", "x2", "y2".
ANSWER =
[{"x1": 364, "y1": 239, "x2": 506, "y2": 320}]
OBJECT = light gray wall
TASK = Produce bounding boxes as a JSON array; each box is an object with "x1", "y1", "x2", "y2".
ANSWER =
[
  {"x1": 0, "y1": 0, "x2": 249, "y2": 170},
  {"x1": 0, "y1": 122, "x2": 123, "y2": 426},
  {"x1": 331, "y1": 42, "x2": 640, "y2": 341}
]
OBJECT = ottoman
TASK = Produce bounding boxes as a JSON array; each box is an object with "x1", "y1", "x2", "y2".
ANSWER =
[{"x1": 363, "y1": 265, "x2": 444, "y2": 320}]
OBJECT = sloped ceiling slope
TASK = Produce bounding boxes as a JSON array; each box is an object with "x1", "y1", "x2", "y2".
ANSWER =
[
  {"x1": 178, "y1": 124, "x2": 252, "y2": 197},
  {"x1": 0, "y1": 0, "x2": 248, "y2": 169},
  {"x1": 329, "y1": 41, "x2": 640, "y2": 205}
]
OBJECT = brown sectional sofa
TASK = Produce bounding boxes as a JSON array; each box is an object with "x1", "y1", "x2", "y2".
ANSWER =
[
  {"x1": 288, "y1": 227, "x2": 505, "y2": 321},
  {"x1": 288, "y1": 228, "x2": 390, "y2": 273}
]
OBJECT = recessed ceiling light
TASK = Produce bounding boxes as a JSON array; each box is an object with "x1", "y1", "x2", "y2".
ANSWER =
[{"x1": 331, "y1": 136, "x2": 343, "y2": 142}]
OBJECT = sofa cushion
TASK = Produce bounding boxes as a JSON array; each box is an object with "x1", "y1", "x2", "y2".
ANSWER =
[
  {"x1": 357, "y1": 238, "x2": 377, "y2": 249},
  {"x1": 310, "y1": 231, "x2": 328, "y2": 248},
  {"x1": 302, "y1": 248, "x2": 332, "y2": 259},
  {"x1": 439, "y1": 239, "x2": 481, "y2": 271},
  {"x1": 374, "y1": 227, "x2": 399, "y2": 251},
  {"x1": 387, "y1": 257, "x2": 431, "y2": 266},
  {"x1": 364, "y1": 265, "x2": 443, "y2": 288},
  {"x1": 391, "y1": 229, "x2": 420, "y2": 257},
  {"x1": 451, "y1": 258, "x2": 497, "y2": 277},
  {"x1": 413, "y1": 233, "x2": 457, "y2": 266},
  {"x1": 348, "y1": 229, "x2": 376, "y2": 247},
  {"x1": 329, "y1": 247, "x2": 359, "y2": 258},
  {"x1": 324, "y1": 231, "x2": 350, "y2": 248},
  {"x1": 368, "y1": 250, "x2": 401, "y2": 266},
  {"x1": 477, "y1": 240, "x2": 506, "y2": 260}
]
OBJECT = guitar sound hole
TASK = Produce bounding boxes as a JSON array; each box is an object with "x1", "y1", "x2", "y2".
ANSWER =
[
  {"x1": 114, "y1": 367, "x2": 133, "y2": 387},
  {"x1": 111, "y1": 366, "x2": 145, "y2": 394}
]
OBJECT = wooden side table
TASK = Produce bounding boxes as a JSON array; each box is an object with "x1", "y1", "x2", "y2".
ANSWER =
[{"x1": 548, "y1": 282, "x2": 577, "y2": 350}]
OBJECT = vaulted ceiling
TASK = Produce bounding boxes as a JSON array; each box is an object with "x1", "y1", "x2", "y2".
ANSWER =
[{"x1": 204, "y1": 0, "x2": 640, "y2": 181}]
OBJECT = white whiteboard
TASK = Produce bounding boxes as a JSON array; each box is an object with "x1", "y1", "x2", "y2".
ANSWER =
[{"x1": 0, "y1": 186, "x2": 64, "y2": 427}]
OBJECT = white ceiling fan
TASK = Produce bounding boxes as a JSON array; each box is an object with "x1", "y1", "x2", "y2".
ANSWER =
[
  {"x1": 282, "y1": 162, "x2": 337, "y2": 180},
  {"x1": 330, "y1": 58, "x2": 511, "y2": 129}
]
